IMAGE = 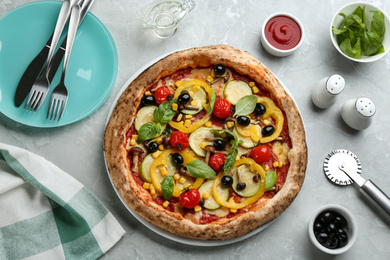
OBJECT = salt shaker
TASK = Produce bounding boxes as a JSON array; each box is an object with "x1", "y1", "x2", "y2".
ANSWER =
[
  {"x1": 341, "y1": 97, "x2": 376, "y2": 130},
  {"x1": 312, "y1": 74, "x2": 345, "y2": 109}
]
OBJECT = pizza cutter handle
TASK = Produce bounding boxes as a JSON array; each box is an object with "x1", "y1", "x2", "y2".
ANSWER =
[{"x1": 360, "y1": 180, "x2": 390, "y2": 221}]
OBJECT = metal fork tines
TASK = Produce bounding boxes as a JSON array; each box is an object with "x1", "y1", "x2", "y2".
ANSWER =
[{"x1": 47, "y1": 2, "x2": 82, "y2": 121}]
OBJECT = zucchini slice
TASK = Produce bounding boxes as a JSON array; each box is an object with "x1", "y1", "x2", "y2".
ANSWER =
[
  {"x1": 181, "y1": 87, "x2": 207, "y2": 115},
  {"x1": 232, "y1": 165, "x2": 261, "y2": 197},
  {"x1": 140, "y1": 154, "x2": 176, "y2": 183},
  {"x1": 189, "y1": 127, "x2": 215, "y2": 157},
  {"x1": 198, "y1": 180, "x2": 229, "y2": 210},
  {"x1": 223, "y1": 80, "x2": 252, "y2": 105}
]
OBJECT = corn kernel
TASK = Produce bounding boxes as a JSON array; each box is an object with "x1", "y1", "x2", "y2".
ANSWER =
[
  {"x1": 188, "y1": 91, "x2": 194, "y2": 97},
  {"x1": 263, "y1": 119, "x2": 269, "y2": 125},
  {"x1": 160, "y1": 167, "x2": 168, "y2": 176},
  {"x1": 273, "y1": 162, "x2": 279, "y2": 168},
  {"x1": 201, "y1": 142, "x2": 208, "y2": 149},
  {"x1": 202, "y1": 192, "x2": 210, "y2": 200},
  {"x1": 228, "y1": 197, "x2": 235, "y2": 203},
  {"x1": 162, "y1": 201, "x2": 170, "y2": 208},
  {"x1": 179, "y1": 177, "x2": 186, "y2": 184},
  {"x1": 158, "y1": 144, "x2": 164, "y2": 151},
  {"x1": 191, "y1": 85, "x2": 200, "y2": 92},
  {"x1": 132, "y1": 135, "x2": 138, "y2": 141},
  {"x1": 194, "y1": 205, "x2": 202, "y2": 212},
  {"x1": 156, "y1": 137, "x2": 163, "y2": 144},
  {"x1": 230, "y1": 208, "x2": 238, "y2": 213},
  {"x1": 172, "y1": 103, "x2": 178, "y2": 111},
  {"x1": 190, "y1": 100, "x2": 198, "y2": 106},
  {"x1": 150, "y1": 185, "x2": 156, "y2": 195},
  {"x1": 249, "y1": 82, "x2": 255, "y2": 87},
  {"x1": 227, "y1": 121, "x2": 235, "y2": 128},
  {"x1": 252, "y1": 86, "x2": 259, "y2": 94},
  {"x1": 265, "y1": 165, "x2": 270, "y2": 171},
  {"x1": 205, "y1": 121, "x2": 212, "y2": 127},
  {"x1": 210, "y1": 69, "x2": 216, "y2": 77},
  {"x1": 145, "y1": 91, "x2": 152, "y2": 95},
  {"x1": 175, "y1": 80, "x2": 182, "y2": 87},
  {"x1": 130, "y1": 139, "x2": 136, "y2": 146},
  {"x1": 173, "y1": 173, "x2": 181, "y2": 180},
  {"x1": 176, "y1": 113, "x2": 183, "y2": 122},
  {"x1": 185, "y1": 114, "x2": 193, "y2": 119},
  {"x1": 152, "y1": 151, "x2": 161, "y2": 159},
  {"x1": 279, "y1": 161, "x2": 283, "y2": 167},
  {"x1": 207, "y1": 76, "x2": 214, "y2": 82},
  {"x1": 236, "y1": 155, "x2": 240, "y2": 161},
  {"x1": 185, "y1": 120, "x2": 191, "y2": 127},
  {"x1": 143, "y1": 182, "x2": 151, "y2": 189}
]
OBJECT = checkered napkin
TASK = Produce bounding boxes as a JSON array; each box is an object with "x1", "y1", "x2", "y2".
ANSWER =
[{"x1": 0, "y1": 143, "x2": 125, "y2": 260}]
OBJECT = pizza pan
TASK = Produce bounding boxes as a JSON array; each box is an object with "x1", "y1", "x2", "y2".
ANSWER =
[{"x1": 103, "y1": 49, "x2": 303, "y2": 246}]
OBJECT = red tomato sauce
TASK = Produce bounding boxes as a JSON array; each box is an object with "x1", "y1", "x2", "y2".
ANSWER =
[{"x1": 265, "y1": 15, "x2": 301, "y2": 50}]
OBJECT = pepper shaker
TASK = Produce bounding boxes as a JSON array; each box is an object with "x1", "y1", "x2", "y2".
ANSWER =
[
  {"x1": 341, "y1": 97, "x2": 376, "y2": 130},
  {"x1": 312, "y1": 74, "x2": 345, "y2": 109}
]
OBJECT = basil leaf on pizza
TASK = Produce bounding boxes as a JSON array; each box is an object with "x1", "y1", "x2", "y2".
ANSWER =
[
  {"x1": 265, "y1": 170, "x2": 277, "y2": 191},
  {"x1": 137, "y1": 122, "x2": 161, "y2": 143},
  {"x1": 161, "y1": 176, "x2": 174, "y2": 200},
  {"x1": 233, "y1": 94, "x2": 258, "y2": 116},
  {"x1": 184, "y1": 160, "x2": 216, "y2": 178},
  {"x1": 154, "y1": 99, "x2": 178, "y2": 124}
]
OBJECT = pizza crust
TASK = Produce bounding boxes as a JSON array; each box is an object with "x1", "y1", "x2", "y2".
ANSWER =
[{"x1": 104, "y1": 44, "x2": 307, "y2": 240}]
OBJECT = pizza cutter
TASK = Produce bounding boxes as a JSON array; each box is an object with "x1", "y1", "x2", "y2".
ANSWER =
[{"x1": 323, "y1": 149, "x2": 390, "y2": 220}]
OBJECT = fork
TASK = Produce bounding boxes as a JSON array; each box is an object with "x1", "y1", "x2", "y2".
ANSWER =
[
  {"x1": 47, "y1": 2, "x2": 82, "y2": 121},
  {"x1": 24, "y1": 0, "x2": 78, "y2": 112}
]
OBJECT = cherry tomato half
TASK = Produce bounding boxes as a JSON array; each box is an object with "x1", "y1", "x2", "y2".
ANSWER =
[
  {"x1": 179, "y1": 189, "x2": 201, "y2": 209},
  {"x1": 209, "y1": 153, "x2": 226, "y2": 171},
  {"x1": 154, "y1": 87, "x2": 171, "y2": 105},
  {"x1": 213, "y1": 99, "x2": 231, "y2": 118},
  {"x1": 251, "y1": 145, "x2": 271, "y2": 164},
  {"x1": 169, "y1": 131, "x2": 189, "y2": 150}
]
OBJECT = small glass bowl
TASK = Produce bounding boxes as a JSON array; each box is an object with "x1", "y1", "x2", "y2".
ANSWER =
[
  {"x1": 261, "y1": 12, "x2": 304, "y2": 57},
  {"x1": 308, "y1": 204, "x2": 358, "y2": 255}
]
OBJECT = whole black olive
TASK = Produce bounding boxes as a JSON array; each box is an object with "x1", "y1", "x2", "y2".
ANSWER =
[
  {"x1": 147, "y1": 141, "x2": 159, "y2": 153},
  {"x1": 213, "y1": 139, "x2": 226, "y2": 150},
  {"x1": 141, "y1": 95, "x2": 156, "y2": 106},
  {"x1": 214, "y1": 65, "x2": 225, "y2": 76},
  {"x1": 315, "y1": 232, "x2": 328, "y2": 244},
  {"x1": 237, "y1": 116, "x2": 251, "y2": 126},
  {"x1": 318, "y1": 211, "x2": 335, "y2": 224},
  {"x1": 236, "y1": 182, "x2": 246, "y2": 190},
  {"x1": 178, "y1": 93, "x2": 191, "y2": 104},
  {"x1": 255, "y1": 103, "x2": 266, "y2": 115},
  {"x1": 262, "y1": 125, "x2": 275, "y2": 136},
  {"x1": 221, "y1": 175, "x2": 233, "y2": 187},
  {"x1": 172, "y1": 153, "x2": 184, "y2": 165},
  {"x1": 326, "y1": 233, "x2": 339, "y2": 249},
  {"x1": 334, "y1": 214, "x2": 347, "y2": 228}
]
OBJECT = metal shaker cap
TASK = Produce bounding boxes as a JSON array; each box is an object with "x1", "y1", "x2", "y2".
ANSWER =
[
  {"x1": 326, "y1": 74, "x2": 345, "y2": 95},
  {"x1": 355, "y1": 97, "x2": 376, "y2": 117}
]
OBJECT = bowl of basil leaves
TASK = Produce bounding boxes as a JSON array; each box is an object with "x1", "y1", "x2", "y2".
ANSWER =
[{"x1": 331, "y1": 2, "x2": 390, "y2": 62}]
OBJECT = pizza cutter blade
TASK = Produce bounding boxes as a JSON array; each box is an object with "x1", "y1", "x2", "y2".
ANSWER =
[{"x1": 324, "y1": 149, "x2": 390, "y2": 221}]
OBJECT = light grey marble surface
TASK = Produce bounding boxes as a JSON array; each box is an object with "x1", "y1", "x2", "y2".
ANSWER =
[{"x1": 1, "y1": 0, "x2": 390, "y2": 259}]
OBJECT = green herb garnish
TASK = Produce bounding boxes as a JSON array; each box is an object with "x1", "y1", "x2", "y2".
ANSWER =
[
  {"x1": 332, "y1": 6, "x2": 386, "y2": 59},
  {"x1": 184, "y1": 160, "x2": 216, "y2": 178},
  {"x1": 233, "y1": 94, "x2": 258, "y2": 116}
]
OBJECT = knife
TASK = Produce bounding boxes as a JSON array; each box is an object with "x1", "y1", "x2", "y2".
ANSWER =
[
  {"x1": 14, "y1": 0, "x2": 96, "y2": 107},
  {"x1": 339, "y1": 163, "x2": 390, "y2": 220}
]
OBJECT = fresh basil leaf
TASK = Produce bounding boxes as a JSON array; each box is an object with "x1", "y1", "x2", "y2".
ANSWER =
[
  {"x1": 362, "y1": 31, "x2": 383, "y2": 56},
  {"x1": 340, "y1": 38, "x2": 361, "y2": 59},
  {"x1": 206, "y1": 89, "x2": 216, "y2": 117},
  {"x1": 153, "y1": 99, "x2": 177, "y2": 124},
  {"x1": 224, "y1": 140, "x2": 239, "y2": 175},
  {"x1": 233, "y1": 95, "x2": 258, "y2": 116},
  {"x1": 265, "y1": 170, "x2": 277, "y2": 191},
  {"x1": 184, "y1": 160, "x2": 216, "y2": 178},
  {"x1": 371, "y1": 11, "x2": 385, "y2": 39},
  {"x1": 161, "y1": 176, "x2": 174, "y2": 200},
  {"x1": 137, "y1": 122, "x2": 160, "y2": 143}
]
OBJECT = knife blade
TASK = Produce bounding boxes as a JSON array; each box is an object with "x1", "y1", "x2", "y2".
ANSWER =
[
  {"x1": 339, "y1": 163, "x2": 390, "y2": 220},
  {"x1": 14, "y1": 0, "x2": 96, "y2": 107}
]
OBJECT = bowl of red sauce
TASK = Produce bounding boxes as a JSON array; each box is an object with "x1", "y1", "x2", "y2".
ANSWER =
[{"x1": 261, "y1": 13, "x2": 304, "y2": 57}]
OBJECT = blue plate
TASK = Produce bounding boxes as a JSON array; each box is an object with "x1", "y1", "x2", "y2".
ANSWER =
[{"x1": 0, "y1": 1, "x2": 117, "y2": 127}]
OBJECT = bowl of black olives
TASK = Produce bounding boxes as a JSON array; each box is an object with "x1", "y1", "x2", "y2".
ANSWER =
[{"x1": 308, "y1": 204, "x2": 358, "y2": 254}]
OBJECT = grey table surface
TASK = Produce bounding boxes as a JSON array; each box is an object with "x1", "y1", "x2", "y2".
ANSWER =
[{"x1": 1, "y1": 0, "x2": 390, "y2": 259}]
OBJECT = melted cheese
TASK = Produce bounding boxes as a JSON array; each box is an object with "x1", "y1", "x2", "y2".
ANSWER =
[{"x1": 272, "y1": 141, "x2": 290, "y2": 164}]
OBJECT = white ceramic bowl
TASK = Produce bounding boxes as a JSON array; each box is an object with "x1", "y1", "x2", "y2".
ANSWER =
[
  {"x1": 261, "y1": 12, "x2": 304, "y2": 57},
  {"x1": 308, "y1": 204, "x2": 358, "y2": 255},
  {"x1": 330, "y1": 2, "x2": 390, "y2": 62}
]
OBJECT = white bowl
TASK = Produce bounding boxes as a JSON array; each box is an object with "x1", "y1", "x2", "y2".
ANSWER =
[
  {"x1": 308, "y1": 204, "x2": 358, "y2": 255},
  {"x1": 330, "y1": 2, "x2": 390, "y2": 63},
  {"x1": 261, "y1": 12, "x2": 304, "y2": 57}
]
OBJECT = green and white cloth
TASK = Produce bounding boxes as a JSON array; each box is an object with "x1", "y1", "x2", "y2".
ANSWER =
[{"x1": 0, "y1": 143, "x2": 125, "y2": 259}]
